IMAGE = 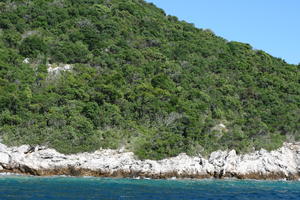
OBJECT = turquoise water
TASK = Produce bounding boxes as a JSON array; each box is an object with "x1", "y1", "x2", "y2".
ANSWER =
[{"x1": 0, "y1": 175, "x2": 300, "y2": 200}]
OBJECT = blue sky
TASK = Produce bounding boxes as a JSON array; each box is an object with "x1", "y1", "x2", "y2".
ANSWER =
[{"x1": 145, "y1": 0, "x2": 299, "y2": 65}]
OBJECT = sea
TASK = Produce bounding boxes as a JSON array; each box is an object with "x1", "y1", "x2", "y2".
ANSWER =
[{"x1": 0, "y1": 174, "x2": 300, "y2": 200}]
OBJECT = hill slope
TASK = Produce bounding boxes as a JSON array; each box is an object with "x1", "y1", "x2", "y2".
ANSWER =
[{"x1": 0, "y1": 0, "x2": 299, "y2": 159}]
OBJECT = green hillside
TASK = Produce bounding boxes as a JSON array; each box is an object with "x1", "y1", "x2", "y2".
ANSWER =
[{"x1": 0, "y1": 0, "x2": 299, "y2": 159}]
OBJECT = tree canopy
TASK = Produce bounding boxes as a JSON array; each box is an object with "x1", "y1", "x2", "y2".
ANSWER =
[{"x1": 0, "y1": 0, "x2": 299, "y2": 159}]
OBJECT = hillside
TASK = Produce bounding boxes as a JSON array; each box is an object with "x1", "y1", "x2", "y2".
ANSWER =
[{"x1": 0, "y1": 0, "x2": 299, "y2": 159}]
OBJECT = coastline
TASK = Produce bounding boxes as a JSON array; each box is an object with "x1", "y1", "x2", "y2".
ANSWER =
[{"x1": 0, "y1": 142, "x2": 299, "y2": 180}]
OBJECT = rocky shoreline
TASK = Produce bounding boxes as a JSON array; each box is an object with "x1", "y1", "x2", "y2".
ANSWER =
[{"x1": 0, "y1": 142, "x2": 300, "y2": 180}]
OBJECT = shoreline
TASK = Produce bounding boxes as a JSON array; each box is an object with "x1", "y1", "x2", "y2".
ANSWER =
[
  {"x1": 1, "y1": 142, "x2": 300, "y2": 181},
  {"x1": 0, "y1": 169, "x2": 297, "y2": 181},
  {"x1": 0, "y1": 173, "x2": 297, "y2": 183}
]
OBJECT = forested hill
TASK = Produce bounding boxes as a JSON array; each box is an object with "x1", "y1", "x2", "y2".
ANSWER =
[{"x1": 0, "y1": 0, "x2": 299, "y2": 159}]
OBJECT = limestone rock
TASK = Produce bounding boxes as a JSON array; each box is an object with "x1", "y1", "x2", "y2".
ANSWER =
[
  {"x1": 47, "y1": 64, "x2": 72, "y2": 75},
  {"x1": 0, "y1": 152, "x2": 10, "y2": 166},
  {"x1": 0, "y1": 142, "x2": 300, "y2": 180}
]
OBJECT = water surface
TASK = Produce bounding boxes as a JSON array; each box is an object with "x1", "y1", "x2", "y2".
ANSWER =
[{"x1": 0, "y1": 175, "x2": 299, "y2": 199}]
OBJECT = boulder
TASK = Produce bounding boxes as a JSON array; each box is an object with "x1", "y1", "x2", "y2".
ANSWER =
[{"x1": 0, "y1": 152, "x2": 10, "y2": 165}]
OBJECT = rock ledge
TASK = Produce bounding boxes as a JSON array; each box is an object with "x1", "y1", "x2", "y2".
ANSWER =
[{"x1": 0, "y1": 143, "x2": 299, "y2": 180}]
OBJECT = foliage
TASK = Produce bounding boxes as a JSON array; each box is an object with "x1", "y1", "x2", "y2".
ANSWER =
[{"x1": 0, "y1": 0, "x2": 299, "y2": 160}]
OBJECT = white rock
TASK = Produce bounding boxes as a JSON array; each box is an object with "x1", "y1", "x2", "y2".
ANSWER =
[
  {"x1": 23, "y1": 58, "x2": 30, "y2": 64},
  {"x1": 0, "y1": 143, "x2": 8, "y2": 153},
  {"x1": 47, "y1": 64, "x2": 72, "y2": 74},
  {"x1": 0, "y1": 152, "x2": 10, "y2": 165},
  {"x1": 0, "y1": 141, "x2": 300, "y2": 179},
  {"x1": 11, "y1": 145, "x2": 31, "y2": 154}
]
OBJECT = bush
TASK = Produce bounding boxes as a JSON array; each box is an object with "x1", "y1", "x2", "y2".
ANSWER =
[
  {"x1": 133, "y1": 128, "x2": 185, "y2": 160},
  {"x1": 19, "y1": 36, "x2": 46, "y2": 58}
]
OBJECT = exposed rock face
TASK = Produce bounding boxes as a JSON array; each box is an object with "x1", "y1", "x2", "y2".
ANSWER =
[
  {"x1": 47, "y1": 64, "x2": 72, "y2": 75},
  {"x1": 0, "y1": 142, "x2": 299, "y2": 180}
]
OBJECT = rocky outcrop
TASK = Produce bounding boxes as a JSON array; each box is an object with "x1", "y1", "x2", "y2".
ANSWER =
[
  {"x1": 47, "y1": 64, "x2": 72, "y2": 75},
  {"x1": 0, "y1": 142, "x2": 299, "y2": 180}
]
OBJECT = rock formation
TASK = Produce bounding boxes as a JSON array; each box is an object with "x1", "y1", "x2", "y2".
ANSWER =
[
  {"x1": 0, "y1": 142, "x2": 299, "y2": 180},
  {"x1": 47, "y1": 64, "x2": 72, "y2": 75}
]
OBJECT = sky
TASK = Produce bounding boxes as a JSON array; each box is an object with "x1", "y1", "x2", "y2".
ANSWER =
[{"x1": 145, "y1": 0, "x2": 299, "y2": 65}]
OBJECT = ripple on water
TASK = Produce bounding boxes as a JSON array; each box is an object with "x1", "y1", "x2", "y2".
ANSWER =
[{"x1": 0, "y1": 177, "x2": 300, "y2": 200}]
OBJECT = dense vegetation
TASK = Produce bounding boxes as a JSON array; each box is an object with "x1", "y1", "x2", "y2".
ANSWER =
[{"x1": 0, "y1": 0, "x2": 299, "y2": 159}]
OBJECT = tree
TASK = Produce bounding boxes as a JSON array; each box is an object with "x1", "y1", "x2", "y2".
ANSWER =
[{"x1": 19, "y1": 36, "x2": 46, "y2": 58}]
